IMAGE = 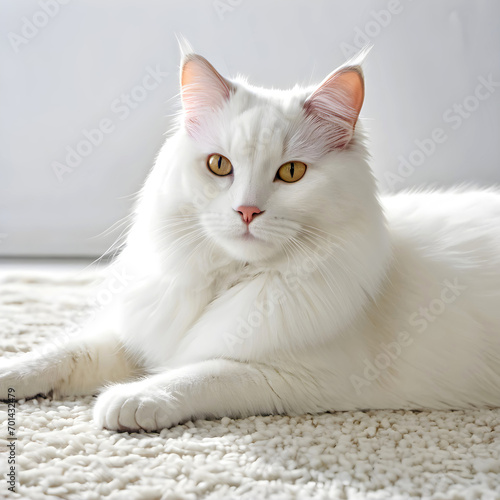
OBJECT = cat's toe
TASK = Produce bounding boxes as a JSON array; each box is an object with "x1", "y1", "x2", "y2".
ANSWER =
[
  {"x1": 117, "y1": 395, "x2": 158, "y2": 431},
  {"x1": 133, "y1": 399, "x2": 160, "y2": 430},
  {"x1": 93, "y1": 384, "x2": 133, "y2": 430}
]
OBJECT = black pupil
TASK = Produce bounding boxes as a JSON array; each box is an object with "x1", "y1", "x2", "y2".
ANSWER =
[
  {"x1": 290, "y1": 162, "x2": 295, "y2": 178},
  {"x1": 218, "y1": 156, "x2": 222, "y2": 169}
]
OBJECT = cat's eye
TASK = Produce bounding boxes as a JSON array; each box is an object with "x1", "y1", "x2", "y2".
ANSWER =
[
  {"x1": 276, "y1": 161, "x2": 307, "y2": 183},
  {"x1": 207, "y1": 154, "x2": 233, "y2": 176}
]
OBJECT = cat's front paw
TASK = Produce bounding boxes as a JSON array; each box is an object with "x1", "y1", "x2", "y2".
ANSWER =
[
  {"x1": 0, "y1": 359, "x2": 20, "y2": 400},
  {"x1": 93, "y1": 381, "x2": 181, "y2": 431},
  {"x1": 0, "y1": 355, "x2": 45, "y2": 400}
]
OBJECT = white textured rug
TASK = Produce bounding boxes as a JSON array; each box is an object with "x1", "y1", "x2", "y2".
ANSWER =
[{"x1": 1, "y1": 272, "x2": 500, "y2": 500}]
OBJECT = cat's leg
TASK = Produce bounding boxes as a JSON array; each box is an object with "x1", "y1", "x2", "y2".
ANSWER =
[
  {"x1": 94, "y1": 359, "x2": 322, "y2": 431},
  {"x1": 0, "y1": 328, "x2": 137, "y2": 400}
]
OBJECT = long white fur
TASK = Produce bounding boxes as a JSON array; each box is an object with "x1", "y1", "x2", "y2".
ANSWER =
[{"x1": 1, "y1": 50, "x2": 500, "y2": 431}]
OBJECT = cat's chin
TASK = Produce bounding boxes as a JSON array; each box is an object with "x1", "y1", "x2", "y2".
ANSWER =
[{"x1": 214, "y1": 233, "x2": 280, "y2": 263}]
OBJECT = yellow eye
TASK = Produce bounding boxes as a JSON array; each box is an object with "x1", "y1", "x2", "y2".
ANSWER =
[
  {"x1": 276, "y1": 161, "x2": 307, "y2": 183},
  {"x1": 207, "y1": 154, "x2": 233, "y2": 176}
]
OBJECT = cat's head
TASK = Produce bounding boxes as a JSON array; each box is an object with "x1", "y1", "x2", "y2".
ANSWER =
[{"x1": 153, "y1": 49, "x2": 382, "y2": 267}]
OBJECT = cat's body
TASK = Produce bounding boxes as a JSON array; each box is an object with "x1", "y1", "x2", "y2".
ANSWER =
[{"x1": 2, "y1": 49, "x2": 500, "y2": 430}]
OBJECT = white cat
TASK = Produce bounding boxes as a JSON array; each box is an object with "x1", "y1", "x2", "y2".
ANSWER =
[{"x1": 2, "y1": 47, "x2": 500, "y2": 431}]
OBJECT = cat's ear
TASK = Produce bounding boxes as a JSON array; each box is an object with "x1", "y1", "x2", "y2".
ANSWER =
[
  {"x1": 304, "y1": 61, "x2": 365, "y2": 149},
  {"x1": 180, "y1": 53, "x2": 233, "y2": 136}
]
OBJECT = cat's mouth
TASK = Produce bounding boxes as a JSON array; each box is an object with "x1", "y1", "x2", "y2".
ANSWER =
[
  {"x1": 211, "y1": 225, "x2": 278, "y2": 261},
  {"x1": 234, "y1": 228, "x2": 269, "y2": 245},
  {"x1": 241, "y1": 231, "x2": 257, "y2": 241}
]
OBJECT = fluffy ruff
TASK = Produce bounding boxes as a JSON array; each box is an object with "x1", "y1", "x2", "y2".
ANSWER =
[{"x1": 0, "y1": 272, "x2": 499, "y2": 499}]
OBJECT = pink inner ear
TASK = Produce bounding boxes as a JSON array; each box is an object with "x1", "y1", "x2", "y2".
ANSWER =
[
  {"x1": 181, "y1": 55, "x2": 232, "y2": 136},
  {"x1": 334, "y1": 70, "x2": 364, "y2": 123},
  {"x1": 303, "y1": 67, "x2": 365, "y2": 150}
]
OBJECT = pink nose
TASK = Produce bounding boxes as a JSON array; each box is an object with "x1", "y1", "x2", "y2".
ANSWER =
[{"x1": 236, "y1": 206, "x2": 262, "y2": 224}]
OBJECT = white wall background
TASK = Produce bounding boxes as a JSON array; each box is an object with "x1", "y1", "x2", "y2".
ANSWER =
[{"x1": 1, "y1": 0, "x2": 499, "y2": 257}]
